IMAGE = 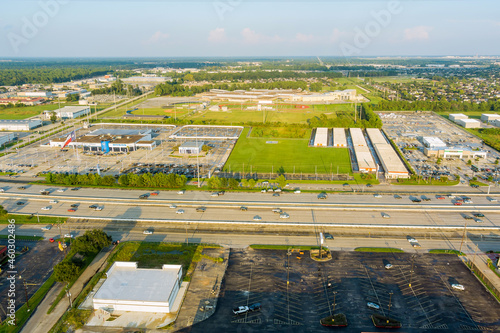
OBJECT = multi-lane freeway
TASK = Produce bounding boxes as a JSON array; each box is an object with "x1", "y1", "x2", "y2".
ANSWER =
[{"x1": 1, "y1": 182, "x2": 500, "y2": 231}]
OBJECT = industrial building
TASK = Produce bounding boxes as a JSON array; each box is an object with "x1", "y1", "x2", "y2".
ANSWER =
[
  {"x1": 366, "y1": 128, "x2": 409, "y2": 179},
  {"x1": 349, "y1": 128, "x2": 367, "y2": 147},
  {"x1": 449, "y1": 113, "x2": 468, "y2": 122},
  {"x1": 0, "y1": 97, "x2": 45, "y2": 106},
  {"x1": 178, "y1": 141, "x2": 204, "y2": 154},
  {"x1": 290, "y1": 89, "x2": 358, "y2": 102},
  {"x1": 93, "y1": 262, "x2": 183, "y2": 313},
  {"x1": 353, "y1": 145, "x2": 377, "y2": 173},
  {"x1": 314, "y1": 128, "x2": 328, "y2": 146},
  {"x1": 481, "y1": 114, "x2": 500, "y2": 123},
  {"x1": 333, "y1": 128, "x2": 346, "y2": 147},
  {"x1": 365, "y1": 128, "x2": 387, "y2": 145},
  {"x1": 0, "y1": 132, "x2": 17, "y2": 147},
  {"x1": 49, "y1": 128, "x2": 155, "y2": 152},
  {"x1": 0, "y1": 119, "x2": 43, "y2": 131},
  {"x1": 44, "y1": 106, "x2": 90, "y2": 120},
  {"x1": 457, "y1": 118, "x2": 481, "y2": 128}
]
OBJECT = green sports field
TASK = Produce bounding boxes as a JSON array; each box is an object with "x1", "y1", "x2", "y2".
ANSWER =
[{"x1": 224, "y1": 128, "x2": 352, "y2": 174}]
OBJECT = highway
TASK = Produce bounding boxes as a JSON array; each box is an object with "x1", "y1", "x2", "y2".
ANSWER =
[{"x1": 2, "y1": 182, "x2": 500, "y2": 230}]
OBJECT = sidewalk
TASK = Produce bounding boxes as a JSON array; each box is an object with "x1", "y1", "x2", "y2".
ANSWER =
[
  {"x1": 461, "y1": 252, "x2": 500, "y2": 299},
  {"x1": 21, "y1": 246, "x2": 114, "y2": 333}
]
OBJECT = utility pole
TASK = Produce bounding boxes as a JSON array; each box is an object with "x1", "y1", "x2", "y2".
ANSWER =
[
  {"x1": 459, "y1": 221, "x2": 468, "y2": 254},
  {"x1": 387, "y1": 291, "x2": 393, "y2": 322},
  {"x1": 409, "y1": 255, "x2": 415, "y2": 288}
]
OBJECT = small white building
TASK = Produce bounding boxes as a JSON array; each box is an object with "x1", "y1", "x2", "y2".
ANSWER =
[
  {"x1": 179, "y1": 141, "x2": 204, "y2": 154},
  {"x1": 314, "y1": 128, "x2": 328, "y2": 146},
  {"x1": 422, "y1": 137, "x2": 447, "y2": 150},
  {"x1": 93, "y1": 262, "x2": 183, "y2": 313},
  {"x1": 449, "y1": 113, "x2": 468, "y2": 122},
  {"x1": 0, "y1": 119, "x2": 43, "y2": 131},
  {"x1": 333, "y1": 128, "x2": 347, "y2": 147},
  {"x1": 481, "y1": 114, "x2": 500, "y2": 123},
  {"x1": 44, "y1": 106, "x2": 90, "y2": 120},
  {"x1": 457, "y1": 118, "x2": 481, "y2": 128}
]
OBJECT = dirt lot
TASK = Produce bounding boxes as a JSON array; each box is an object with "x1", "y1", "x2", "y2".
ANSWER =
[{"x1": 181, "y1": 249, "x2": 500, "y2": 333}]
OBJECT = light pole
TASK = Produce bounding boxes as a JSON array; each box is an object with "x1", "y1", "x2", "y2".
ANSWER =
[
  {"x1": 409, "y1": 255, "x2": 415, "y2": 288},
  {"x1": 387, "y1": 291, "x2": 393, "y2": 322}
]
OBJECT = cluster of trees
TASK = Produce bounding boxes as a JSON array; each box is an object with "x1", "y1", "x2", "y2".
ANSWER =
[
  {"x1": 309, "y1": 82, "x2": 323, "y2": 92},
  {"x1": 154, "y1": 80, "x2": 310, "y2": 97},
  {"x1": 251, "y1": 126, "x2": 308, "y2": 138},
  {"x1": 91, "y1": 79, "x2": 142, "y2": 96},
  {"x1": 180, "y1": 70, "x2": 342, "y2": 82},
  {"x1": 207, "y1": 176, "x2": 239, "y2": 189},
  {"x1": 0, "y1": 67, "x2": 111, "y2": 86},
  {"x1": 306, "y1": 104, "x2": 382, "y2": 129},
  {"x1": 372, "y1": 99, "x2": 500, "y2": 112},
  {"x1": 45, "y1": 172, "x2": 188, "y2": 189},
  {"x1": 118, "y1": 173, "x2": 187, "y2": 188},
  {"x1": 54, "y1": 230, "x2": 111, "y2": 283}
]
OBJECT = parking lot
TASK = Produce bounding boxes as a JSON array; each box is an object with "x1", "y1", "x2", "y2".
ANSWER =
[
  {"x1": 0, "y1": 240, "x2": 66, "y2": 321},
  {"x1": 184, "y1": 249, "x2": 500, "y2": 333},
  {"x1": 380, "y1": 112, "x2": 500, "y2": 184}
]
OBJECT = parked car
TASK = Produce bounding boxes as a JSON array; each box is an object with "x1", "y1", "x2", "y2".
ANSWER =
[
  {"x1": 385, "y1": 263, "x2": 393, "y2": 270},
  {"x1": 249, "y1": 303, "x2": 261, "y2": 311},
  {"x1": 233, "y1": 306, "x2": 249, "y2": 315},
  {"x1": 64, "y1": 234, "x2": 73, "y2": 238},
  {"x1": 367, "y1": 302, "x2": 380, "y2": 310},
  {"x1": 452, "y1": 284, "x2": 465, "y2": 291}
]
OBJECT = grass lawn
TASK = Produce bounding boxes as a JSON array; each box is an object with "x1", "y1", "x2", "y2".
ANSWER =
[
  {"x1": 0, "y1": 104, "x2": 62, "y2": 120},
  {"x1": 393, "y1": 177, "x2": 460, "y2": 186},
  {"x1": 224, "y1": 128, "x2": 352, "y2": 174},
  {"x1": 98, "y1": 94, "x2": 154, "y2": 118},
  {"x1": 187, "y1": 103, "x2": 356, "y2": 125},
  {"x1": 429, "y1": 249, "x2": 464, "y2": 255},
  {"x1": 0, "y1": 214, "x2": 64, "y2": 225},
  {"x1": 107, "y1": 242, "x2": 198, "y2": 272},
  {"x1": 354, "y1": 247, "x2": 405, "y2": 253},
  {"x1": 130, "y1": 107, "x2": 190, "y2": 118},
  {"x1": 470, "y1": 180, "x2": 489, "y2": 186},
  {"x1": 250, "y1": 244, "x2": 321, "y2": 250}
]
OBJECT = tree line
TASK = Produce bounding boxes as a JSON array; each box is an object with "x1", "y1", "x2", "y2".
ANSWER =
[
  {"x1": 45, "y1": 172, "x2": 187, "y2": 189},
  {"x1": 91, "y1": 79, "x2": 142, "y2": 96},
  {"x1": 0, "y1": 67, "x2": 112, "y2": 86},
  {"x1": 372, "y1": 99, "x2": 500, "y2": 112}
]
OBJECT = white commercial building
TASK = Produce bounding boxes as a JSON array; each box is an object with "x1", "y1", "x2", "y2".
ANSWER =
[
  {"x1": 290, "y1": 89, "x2": 358, "y2": 102},
  {"x1": 372, "y1": 143, "x2": 409, "y2": 179},
  {"x1": 93, "y1": 262, "x2": 183, "y2": 313},
  {"x1": 366, "y1": 128, "x2": 387, "y2": 145},
  {"x1": 449, "y1": 113, "x2": 468, "y2": 122},
  {"x1": 333, "y1": 128, "x2": 346, "y2": 147},
  {"x1": 481, "y1": 114, "x2": 500, "y2": 123},
  {"x1": 353, "y1": 145, "x2": 377, "y2": 173},
  {"x1": 45, "y1": 106, "x2": 90, "y2": 120},
  {"x1": 457, "y1": 118, "x2": 481, "y2": 128},
  {"x1": 422, "y1": 137, "x2": 447, "y2": 150},
  {"x1": 314, "y1": 128, "x2": 328, "y2": 146},
  {"x1": 179, "y1": 141, "x2": 204, "y2": 154},
  {"x1": 0, "y1": 119, "x2": 43, "y2": 131}
]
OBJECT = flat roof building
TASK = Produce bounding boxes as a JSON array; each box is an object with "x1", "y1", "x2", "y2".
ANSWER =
[
  {"x1": 333, "y1": 128, "x2": 347, "y2": 147},
  {"x1": 179, "y1": 141, "x2": 204, "y2": 154},
  {"x1": 372, "y1": 143, "x2": 409, "y2": 179},
  {"x1": 366, "y1": 128, "x2": 387, "y2": 145},
  {"x1": 481, "y1": 114, "x2": 500, "y2": 123},
  {"x1": 93, "y1": 262, "x2": 182, "y2": 313},
  {"x1": 424, "y1": 147, "x2": 488, "y2": 159},
  {"x1": 314, "y1": 128, "x2": 328, "y2": 147},
  {"x1": 449, "y1": 113, "x2": 468, "y2": 122},
  {"x1": 0, "y1": 119, "x2": 42, "y2": 131},
  {"x1": 457, "y1": 118, "x2": 481, "y2": 128},
  {"x1": 422, "y1": 137, "x2": 447, "y2": 150},
  {"x1": 353, "y1": 145, "x2": 377, "y2": 173},
  {"x1": 349, "y1": 128, "x2": 367, "y2": 147},
  {"x1": 0, "y1": 132, "x2": 16, "y2": 147},
  {"x1": 44, "y1": 106, "x2": 90, "y2": 120}
]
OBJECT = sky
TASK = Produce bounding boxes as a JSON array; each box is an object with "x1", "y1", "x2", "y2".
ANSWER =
[{"x1": 0, "y1": 0, "x2": 499, "y2": 58}]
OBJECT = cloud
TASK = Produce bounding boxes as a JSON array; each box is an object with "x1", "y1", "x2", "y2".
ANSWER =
[
  {"x1": 403, "y1": 26, "x2": 433, "y2": 41},
  {"x1": 330, "y1": 28, "x2": 349, "y2": 43},
  {"x1": 208, "y1": 28, "x2": 227, "y2": 43},
  {"x1": 294, "y1": 33, "x2": 315, "y2": 43},
  {"x1": 144, "y1": 31, "x2": 169, "y2": 45},
  {"x1": 240, "y1": 28, "x2": 283, "y2": 44}
]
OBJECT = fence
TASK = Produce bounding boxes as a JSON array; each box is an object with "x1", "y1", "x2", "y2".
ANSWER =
[{"x1": 216, "y1": 172, "x2": 353, "y2": 181}]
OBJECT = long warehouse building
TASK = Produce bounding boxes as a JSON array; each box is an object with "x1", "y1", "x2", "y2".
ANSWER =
[
  {"x1": 353, "y1": 145, "x2": 377, "y2": 173},
  {"x1": 366, "y1": 128, "x2": 409, "y2": 179},
  {"x1": 333, "y1": 128, "x2": 347, "y2": 147},
  {"x1": 349, "y1": 128, "x2": 366, "y2": 146},
  {"x1": 314, "y1": 127, "x2": 328, "y2": 146}
]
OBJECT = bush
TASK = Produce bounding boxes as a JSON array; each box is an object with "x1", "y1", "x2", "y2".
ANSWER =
[
  {"x1": 72, "y1": 229, "x2": 112, "y2": 254},
  {"x1": 53, "y1": 261, "x2": 80, "y2": 283}
]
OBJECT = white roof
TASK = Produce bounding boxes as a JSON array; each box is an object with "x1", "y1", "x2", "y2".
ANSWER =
[
  {"x1": 459, "y1": 119, "x2": 480, "y2": 123},
  {"x1": 423, "y1": 137, "x2": 446, "y2": 146},
  {"x1": 350, "y1": 128, "x2": 367, "y2": 146},
  {"x1": 333, "y1": 128, "x2": 346, "y2": 146},
  {"x1": 366, "y1": 128, "x2": 387, "y2": 145},
  {"x1": 449, "y1": 113, "x2": 467, "y2": 118},
  {"x1": 373, "y1": 143, "x2": 408, "y2": 174},
  {"x1": 93, "y1": 262, "x2": 181, "y2": 304}
]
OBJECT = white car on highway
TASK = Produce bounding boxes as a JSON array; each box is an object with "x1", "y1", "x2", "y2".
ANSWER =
[
  {"x1": 64, "y1": 234, "x2": 73, "y2": 238},
  {"x1": 381, "y1": 212, "x2": 390, "y2": 219},
  {"x1": 143, "y1": 230, "x2": 153, "y2": 235},
  {"x1": 41, "y1": 206, "x2": 51, "y2": 211},
  {"x1": 95, "y1": 206, "x2": 103, "y2": 211},
  {"x1": 49, "y1": 200, "x2": 58, "y2": 204},
  {"x1": 294, "y1": 189, "x2": 301, "y2": 194},
  {"x1": 41, "y1": 225, "x2": 52, "y2": 231},
  {"x1": 176, "y1": 209, "x2": 185, "y2": 214},
  {"x1": 57, "y1": 189, "x2": 65, "y2": 193},
  {"x1": 170, "y1": 204, "x2": 177, "y2": 209},
  {"x1": 374, "y1": 194, "x2": 382, "y2": 198},
  {"x1": 279, "y1": 212, "x2": 290, "y2": 219},
  {"x1": 177, "y1": 190, "x2": 185, "y2": 195}
]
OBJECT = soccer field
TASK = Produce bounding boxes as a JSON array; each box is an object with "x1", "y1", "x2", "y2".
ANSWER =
[{"x1": 224, "y1": 128, "x2": 352, "y2": 174}]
